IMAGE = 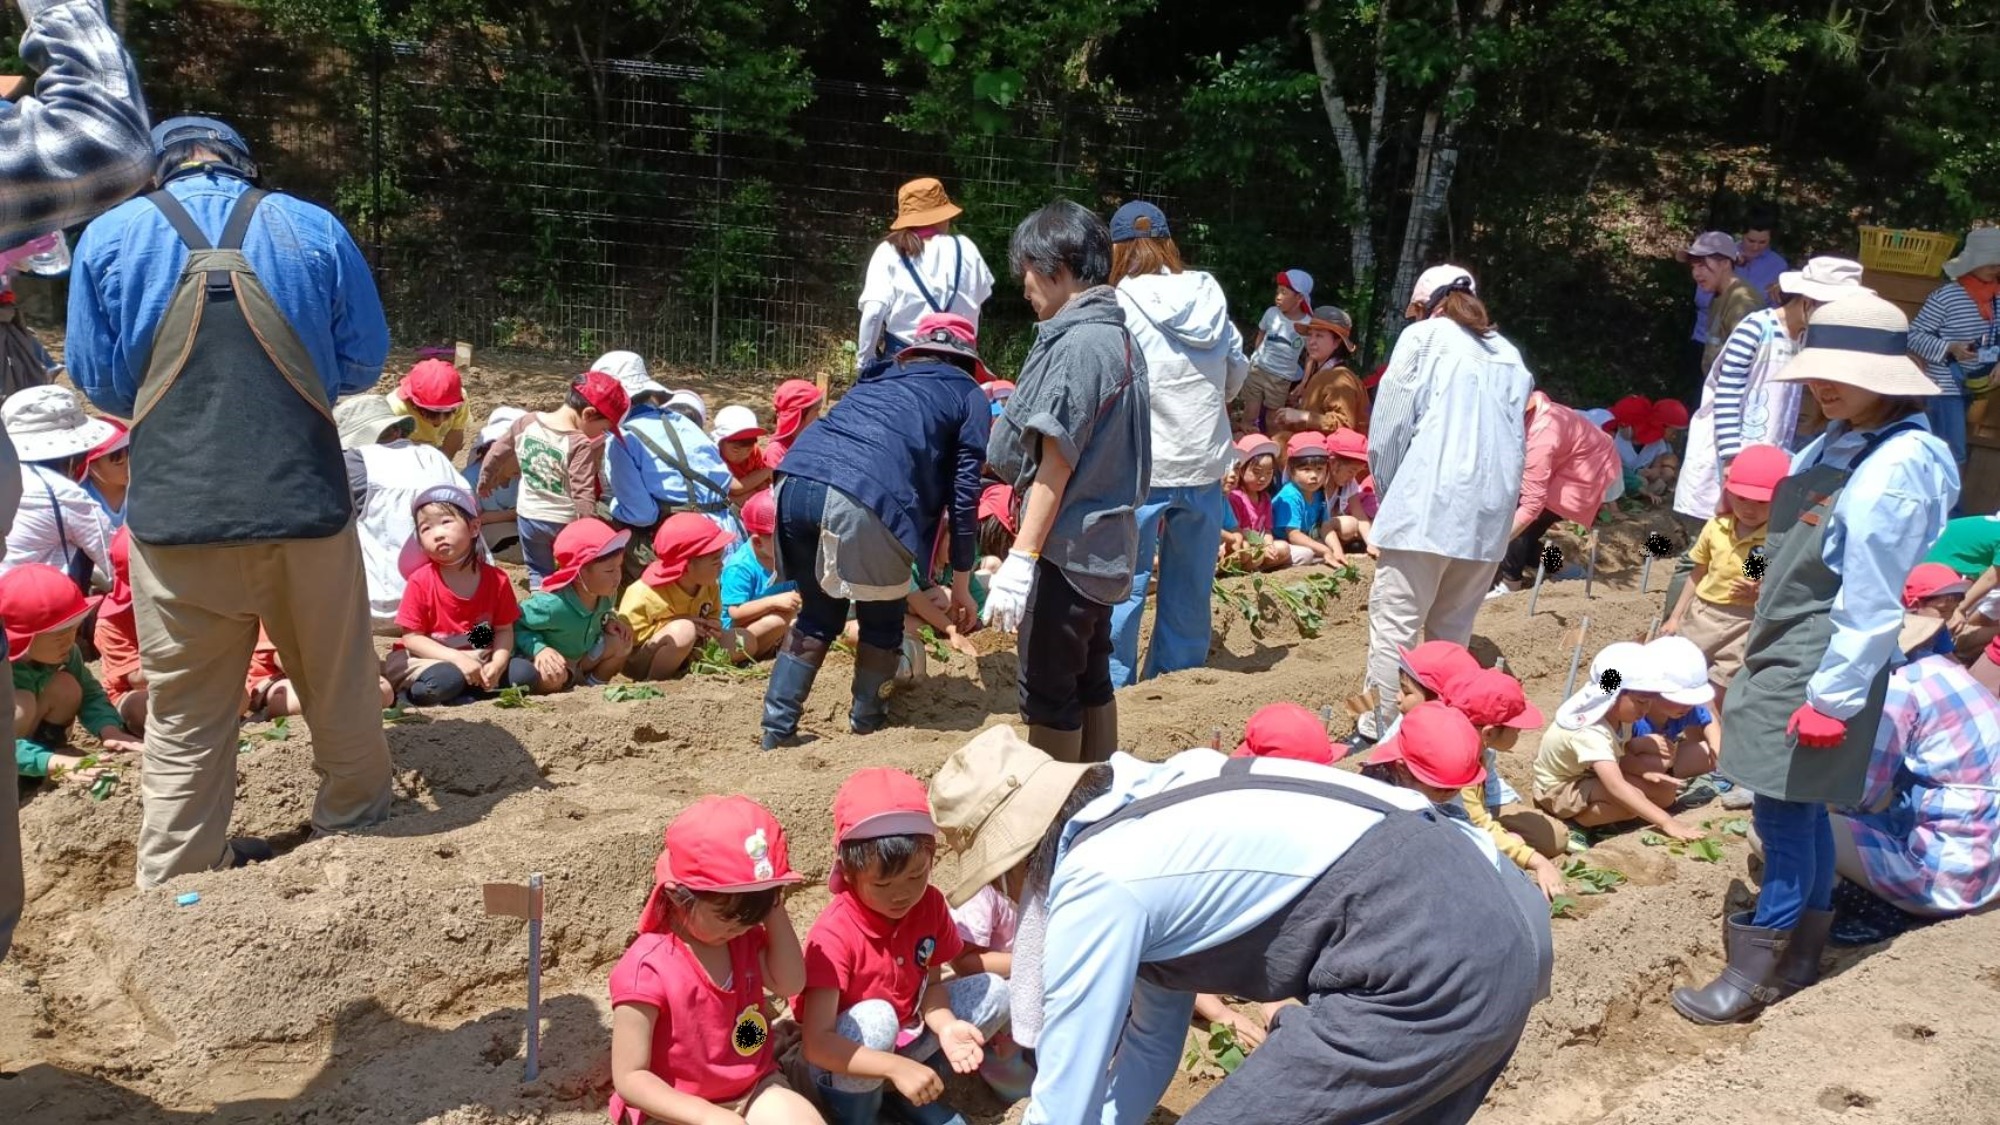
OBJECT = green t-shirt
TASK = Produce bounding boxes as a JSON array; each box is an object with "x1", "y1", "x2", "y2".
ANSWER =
[
  {"x1": 1924, "y1": 515, "x2": 2000, "y2": 577},
  {"x1": 513, "y1": 587, "x2": 615, "y2": 660},
  {"x1": 13, "y1": 647, "x2": 123, "y2": 776}
]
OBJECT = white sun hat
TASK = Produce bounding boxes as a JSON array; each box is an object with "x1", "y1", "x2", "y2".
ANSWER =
[
  {"x1": 1555, "y1": 641, "x2": 1647, "y2": 729},
  {"x1": 1943, "y1": 228, "x2": 2000, "y2": 281},
  {"x1": 1632, "y1": 635, "x2": 1718, "y2": 706},
  {"x1": 590, "y1": 350, "x2": 669, "y2": 408},
  {"x1": 1411, "y1": 264, "x2": 1475, "y2": 306},
  {"x1": 1777, "y1": 256, "x2": 1873, "y2": 304},
  {"x1": 1774, "y1": 294, "x2": 1942, "y2": 397},
  {"x1": 2, "y1": 385, "x2": 120, "y2": 463}
]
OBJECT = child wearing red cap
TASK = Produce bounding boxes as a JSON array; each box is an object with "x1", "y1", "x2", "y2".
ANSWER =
[
  {"x1": 1661, "y1": 443, "x2": 1788, "y2": 694},
  {"x1": 1230, "y1": 701, "x2": 1336, "y2": 764},
  {"x1": 93, "y1": 526, "x2": 148, "y2": 734},
  {"x1": 514, "y1": 518, "x2": 635, "y2": 693},
  {"x1": 1324, "y1": 426, "x2": 1378, "y2": 561},
  {"x1": 4, "y1": 565, "x2": 142, "y2": 781},
  {"x1": 479, "y1": 371, "x2": 629, "y2": 591},
  {"x1": 621, "y1": 514, "x2": 753, "y2": 678},
  {"x1": 800, "y1": 768, "x2": 1008, "y2": 1125},
  {"x1": 720, "y1": 490, "x2": 800, "y2": 659},
  {"x1": 763, "y1": 380, "x2": 824, "y2": 472},
  {"x1": 1219, "y1": 435, "x2": 1290, "y2": 573},
  {"x1": 1363, "y1": 701, "x2": 1505, "y2": 858},
  {"x1": 389, "y1": 358, "x2": 470, "y2": 458},
  {"x1": 391, "y1": 485, "x2": 536, "y2": 706},
  {"x1": 1444, "y1": 669, "x2": 1567, "y2": 898},
  {"x1": 609, "y1": 795, "x2": 817, "y2": 1125},
  {"x1": 1901, "y1": 563, "x2": 1971, "y2": 659}
]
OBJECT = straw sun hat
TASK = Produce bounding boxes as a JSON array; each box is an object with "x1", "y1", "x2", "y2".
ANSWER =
[
  {"x1": 930, "y1": 726, "x2": 1097, "y2": 908},
  {"x1": 1774, "y1": 293, "x2": 1942, "y2": 397}
]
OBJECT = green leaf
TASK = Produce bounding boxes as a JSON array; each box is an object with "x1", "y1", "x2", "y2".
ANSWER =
[
  {"x1": 1687, "y1": 838, "x2": 1724, "y2": 863},
  {"x1": 1639, "y1": 831, "x2": 1668, "y2": 847},
  {"x1": 89, "y1": 772, "x2": 118, "y2": 801},
  {"x1": 494, "y1": 685, "x2": 534, "y2": 709},
  {"x1": 1549, "y1": 894, "x2": 1580, "y2": 919}
]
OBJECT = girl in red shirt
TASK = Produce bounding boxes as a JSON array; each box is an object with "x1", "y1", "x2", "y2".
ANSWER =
[{"x1": 389, "y1": 484, "x2": 536, "y2": 706}]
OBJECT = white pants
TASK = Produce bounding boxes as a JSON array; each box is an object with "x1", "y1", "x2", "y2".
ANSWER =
[{"x1": 1364, "y1": 549, "x2": 1498, "y2": 732}]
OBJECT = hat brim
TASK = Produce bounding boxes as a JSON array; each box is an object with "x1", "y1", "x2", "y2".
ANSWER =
[
  {"x1": 639, "y1": 528, "x2": 734, "y2": 587},
  {"x1": 938, "y1": 751, "x2": 1096, "y2": 909},
  {"x1": 1899, "y1": 613, "x2": 1946, "y2": 655},
  {"x1": 892, "y1": 202, "x2": 962, "y2": 231},
  {"x1": 689, "y1": 870, "x2": 806, "y2": 893},
  {"x1": 542, "y1": 530, "x2": 633, "y2": 592},
  {"x1": 408, "y1": 392, "x2": 466, "y2": 412},
  {"x1": 716, "y1": 426, "x2": 766, "y2": 443},
  {"x1": 87, "y1": 427, "x2": 131, "y2": 461},
  {"x1": 7, "y1": 602, "x2": 93, "y2": 661},
  {"x1": 14, "y1": 416, "x2": 119, "y2": 463},
  {"x1": 1724, "y1": 479, "x2": 1778, "y2": 502},
  {"x1": 1777, "y1": 273, "x2": 1874, "y2": 305},
  {"x1": 1235, "y1": 440, "x2": 1279, "y2": 462},
  {"x1": 1944, "y1": 249, "x2": 2000, "y2": 281},
  {"x1": 1366, "y1": 734, "x2": 1485, "y2": 790},
  {"x1": 1774, "y1": 349, "x2": 1943, "y2": 396},
  {"x1": 1660, "y1": 682, "x2": 1717, "y2": 706},
  {"x1": 1557, "y1": 687, "x2": 1621, "y2": 730},
  {"x1": 900, "y1": 342, "x2": 994, "y2": 384},
  {"x1": 1502, "y1": 699, "x2": 1546, "y2": 730},
  {"x1": 1302, "y1": 319, "x2": 1352, "y2": 341}
]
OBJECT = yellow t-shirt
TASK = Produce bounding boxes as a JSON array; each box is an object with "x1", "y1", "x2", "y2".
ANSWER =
[
  {"x1": 389, "y1": 392, "x2": 470, "y2": 450},
  {"x1": 1532, "y1": 720, "x2": 1619, "y2": 795},
  {"x1": 618, "y1": 578, "x2": 722, "y2": 647},
  {"x1": 1688, "y1": 513, "x2": 1767, "y2": 606}
]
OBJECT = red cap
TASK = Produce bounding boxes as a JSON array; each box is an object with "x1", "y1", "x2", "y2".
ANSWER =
[
  {"x1": 102, "y1": 526, "x2": 133, "y2": 618},
  {"x1": 1287, "y1": 432, "x2": 1330, "y2": 460},
  {"x1": 641, "y1": 513, "x2": 735, "y2": 586},
  {"x1": 1903, "y1": 562, "x2": 1971, "y2": 609},
  {"x1": 830, "y1": 768, "x2": 936, "y2": 892},
  {"x1": 902, "y1": 311, "x2": 994, "y2": 384},
  {"x1": 542, "y1": 517, "x2": 631, "y2": 592},
  {"x1": 1231, "y1": 702, "x2": 1334, "y2": 764},
  {"x1": 0, "y1": 564, "x2": 92, "y2": 662},
  {"x1": 1234, "y1": 433, "x2": 1279, "y2": 463},
  {"x1": 983, "y1": 380, "x2": 1016, "y2": 403},
  {"x1": 1611, "y1": 394, "x2": 1665, "y2": 445},
  {"x1": 1446, "y1": 668, "x2": 1544, "y2": 731},
  {"x1": 1397, "y1": 641, "x2": 1480, "y2": 697},
  {"x1": 772, "y1": 379, "x2": 824, "y2": 441},
  {"x1": 636, "y1": 795, "x2": 803, "y2": 933},
  {"x1": 978, "y1": 482, "x2": 1018, "y2": 534},
  {"x1": 740, "y1": 489, "x2": 777, "y2": 537},
  {"x1": 86, "y1": 417, "x2": 130, "y2": 463},
  {"x1": 1326, "y1": 426, "x2": 1369, "y2": 463},
  {"x1": 399, "y1": 358, "x2": 466, "y2": 412},
  {"x1": 1653, "y1": 398, "x2": 1690, "y2": 428},
  {"x1": 573, "y1": 370, "x2": 630, "y2": 434},
  {"x1": 1724, "y1": 443, "x2": 1790, "y2": 502},
  {"x1": 1368, "y1": 701, "x2": 1487, "y2": 789}
]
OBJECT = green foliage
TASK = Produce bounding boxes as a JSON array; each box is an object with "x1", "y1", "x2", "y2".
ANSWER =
[
  {"x1": 494, "y1": 685, "x2": 536, "y2": 709},
  {"x1": 605, "y1": 684, "x2": 665, "y2": 703},
  {"x1": 1640, "y1": 830, "x2": 1725, "y2": 862},
  {"x1": 1213, "y1": 565, "x2": 1361, "y2": 638},
  {"x1": 1549, "y1": 894, "x2": 1581, "y2": 919},
  {"x1": 1560, "y1": 857, "x2": 1628, "y2": 895},
  {"x1": 1182, "y1": 1020, "x2": 1248, "y2": 1078}
]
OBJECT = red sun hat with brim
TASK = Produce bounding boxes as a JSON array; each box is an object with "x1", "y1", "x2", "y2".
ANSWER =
[
  {"x1": 983, "y1": 380, "x2": 1016, "y2": 403},
  {"x1": 1723, "y1": 443, "x2": 1791, "y2": 502},
  {"x1": 1652, "y1": 398, "x2": 1690, "y2": 428},
  {"x1": 740, "y1": 489, "x2": 777, "y2": 537},
  {"x1": 1903, "y1": 562, "x2": 1971, "y2": 609},
  {"x1": 642, "y1": 513, "x2": 736, "y2": 587},
  {"x1": 102, "y1": 526, "x2": 133, "y2": 618},
  {"x1": 1326, "y1": 427, "x2": 1369, "y2": 463},
  {"x1": 1368, "y1": 700, "x2": 1487, "y2": 789},
  {"x1": 542, "y1": 517, "x2": 631, "y2": 593},
  {"x1": 1611, "y1": 394, "x2": 1665, "y2": 445},
  {"x1": 1231, "y1": 702, "x2": 1334, "y2": 765},
  {"x1": 1397, "y1": 641, "x2": 1481, "y2": 697},
  {"x1": 772, "y1": 380, "x2": 824, "y2": 442},
  {"x1": 901, "y1": 311, "x2": 994, "y2": 384},
  {"x1": 1234, "y1": 433, "x2": 1279, "y2": 463},
  {"x1": 0, "y1": 564, "x2": 93, "y2": 662},
  {"x1": 635, "y1": 795, "x2": 803, "y2": 934},
  {"x1": 572, "y1": 370, "x2": 630, "y2": 435},
  {"x1": 399, "y1": 358, "x2": 466, "y2": 412},
  {"x1": 1446, "y1": 668, "x2": 1544, "y2": 731},
  {"x1": 978, "y1": 482, "x2": 1018, "y2": 534},
  {"x1": 830, "y1": 767, "x2": 936, "y2": 892},
  {"x1": 1287, "y1": 431, "x2": 1330, "y2": 460}
]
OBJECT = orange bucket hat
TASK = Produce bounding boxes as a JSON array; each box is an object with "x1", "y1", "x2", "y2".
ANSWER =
[{"x1": 891, "y1": 177, "x2": 963, "y2": 231}]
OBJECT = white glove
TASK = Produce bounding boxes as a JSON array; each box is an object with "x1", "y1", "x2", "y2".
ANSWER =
[{"x1": 982, "y1": 550, "x2": 1039, "y2": 634}]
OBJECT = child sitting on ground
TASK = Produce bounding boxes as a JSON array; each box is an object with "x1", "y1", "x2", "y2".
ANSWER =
[
  {"x1": 1272, "y1": 432, "x2": 1341, "y2": 568},
  {"x1": 947, "y1": 862, "x2": 1037, "y2": 1102},
  {"x1": 515, "y1": 517, "x2": 636, "y2": 693},
  {"x1": 244, "y1": 624, "x2": 395, "y2": 719},
  {"x1": 608, "y1": 795, "x2": 820, "y2": 1125},
  {"x1": 1324, "y1": 427, "x2": 1378, "y2": 561},
  {"x1": 762, "y1": 380, "x2": 824, "y2": 471},
  {"x1": 93, "y1": 527, "x2": 147, "y2": 734},
  {"x1": 478, "y1": 370, "x2": 629, "y2": 591},
  {"x1": 5, "y1": 564, "x2": 142, "y2": 781},
  {"x1": 1222, "y1": 434, "x2": 1291, "y2": 573},
  {"x1": 1443, "y1": 669, "x2": 1568, "y2": 899},
  {"x1": 621, "y1": 513, "x2": 752, "y2": 679},
  {"x1": 390, "y1": 485, "x2": 536, "y2": 706},
  {"x1": 1531, "y1": 640, "x2": 1712, "y2": 842},
  {"x1": 710, "y1": 404, "x2": 774, "y2": 504},
  {"x1": 1901, "y1": 564, "x2": 1970, "y2": 659},
  {"x1": 720, "y1": 490, "x2": 800, "y2": 659},
  {"x1": 1240, "y1": 269, "x2": 1313, "y2": 433},
  {"x1": 1364, "y1": 702, "x2": 1512, "y2": 871},
  {"x1": 1660, "y1": 443, "x2": 1787, "y2": 695},
  {"x1": 800, "y1": 768, "x2": 1009, "y2": 1125},
  {"x1": 974, "y1": 483, "x2": 1016, "y2": 578}
]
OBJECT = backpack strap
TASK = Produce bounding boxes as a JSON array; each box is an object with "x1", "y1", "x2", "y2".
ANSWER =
[
  {"x1": 623, "y1": 419, "x2": 732, "y2": 513},
  {"x1": 146, "y1": 188, "x2": 269, "y2": 301},
  {"x1": 897, "y1": 235, "x2": 963, "y2": 315},
  {"x1": 217, "y1": 188, "x2": 268, "y2": 251},
  {"x1": 1068, "y1": 758, "x2": 1423, "y2": 854}
]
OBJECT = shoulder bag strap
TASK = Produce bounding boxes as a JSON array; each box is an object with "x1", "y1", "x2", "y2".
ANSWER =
[
  {"x1": 897, "y1": 236, "x2": 963, "y2": 315},
  {"x1": 624, "y1": 421, "x2": 731, "y2": 512},
  {"x1": 1069, "y1": 758, "x2": 1419, "y2": 853}
]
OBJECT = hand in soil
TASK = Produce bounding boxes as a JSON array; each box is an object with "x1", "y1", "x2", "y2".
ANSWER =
[
  {"x1": 1662, "y1": 818, "x2": 1707, "y2": 842},
  {"x1": 891, "y1": 1056, "x2": 945, "y2": 1104},
  {"x1": 1221, "y1": 1009, "x2": 1268, "y2": 1050}
]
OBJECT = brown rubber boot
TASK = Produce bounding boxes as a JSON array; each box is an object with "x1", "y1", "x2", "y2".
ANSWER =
[
  {"x1": 1080, "y1": 700, "x2": 1119, "y2": 763},
  {"x1": 1670, "y1": 911, "x2": 1790, "y2": 1025},
  {"x1": 1027, "y1": 725, "x2": 1084, "y2": 763}
]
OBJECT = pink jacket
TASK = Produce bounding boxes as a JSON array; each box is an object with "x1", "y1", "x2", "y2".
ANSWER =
[{"x1": 1516, "y1": 392, "x2": 1621, "y2": 527}]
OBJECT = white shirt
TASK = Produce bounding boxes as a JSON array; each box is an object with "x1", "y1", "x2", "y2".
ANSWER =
[
  {"x1": 1114, "y1": 270, "x2": 1251, "y2": 488},
  {"x1": 856, "y1": 234, "x2": 994, "y2": 355},
  {"x1": 1368, "y1": 318, "x2": 1533, "y2": 561},
  {"x1": 2, "y1": 463, "x2": 114, "y2": 582},
  {"x1": 350, "y1": 440, "x2": 465, "y2": 628}
]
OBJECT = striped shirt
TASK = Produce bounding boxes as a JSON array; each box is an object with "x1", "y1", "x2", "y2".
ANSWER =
[
  {"x1": 1908, "y1": 282, "x2": 1999, "y2": 396},
  {"x1": 0, "y1": 0, "x2": 153, "y2": 249},
  {"x1": 1711, "y1": 308, "x2": 1800, "y2": 459},
  {"x1": 1843, "y1": 655, "x2": 2000, "y2": 916}
]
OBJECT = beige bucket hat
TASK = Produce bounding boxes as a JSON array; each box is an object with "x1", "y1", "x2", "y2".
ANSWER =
[
  {"x1": 929, "y1": 726, "x2": 1097, "y2": 908},
  {"x1": 1775, "y1": 294, "x2": 1942, "y2": 397},
  {"x1": 1944, "y1": 227, "x2": 2000, "y2": 281}
]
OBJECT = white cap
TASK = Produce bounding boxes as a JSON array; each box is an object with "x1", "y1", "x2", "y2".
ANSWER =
[
  {"x1": 1632, "y1": 636, "x2": 1717, "y2": 707},
  {"x1": 710, "y1": 404, "x2": 766, "y2": 442},
  {"x1": 590, "y1": 350, "x2": 669, "y2": 410},
  {"x1": 1556, "y1": 641, "x2": 1647, "y2": 729},
  {"x1": 666, "y1": 390, "x2": 708, "y2": 427},
  {"x1": 1411, "y1": 264, "x2": 1475, "y2": 305},
  {"x1": 1777, "y1": 256, "x2": 1873, "y2": 305}
]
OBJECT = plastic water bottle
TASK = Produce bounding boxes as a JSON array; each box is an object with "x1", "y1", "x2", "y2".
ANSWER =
[{"x1": 19, "y1": 232, "x2": 69, "y2": 277}]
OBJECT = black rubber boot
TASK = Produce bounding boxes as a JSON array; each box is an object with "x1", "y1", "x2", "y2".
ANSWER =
[
  {"x1": 760, "y1": 633, "x2": 828, "y2": 750},
  {"x1": 1777, "y1": 907, "x2": 1834, "y2": 992},
  {"x1": 1027, "y1": 725, "x2": 1084, "y2": 763},
  {"x1": 849, "y1": 643, "x2": 900, "y2": 735},
  {"x1": 1670, "y1": 911, "x2": 1790, "y2": 1025},
  {"x1": 1080, "y1": 700, "x2": 1119, "y2": 763}
]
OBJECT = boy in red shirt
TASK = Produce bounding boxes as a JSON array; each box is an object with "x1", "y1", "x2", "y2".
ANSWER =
[
  {"x1": 710, "y1": 404, "x2": 773, "y2": 503},
  {"x1": 799, "y1": 768, "x2": 1010, "y2": 1125},
  {"x1": 389, "y1": 484, "x2": 536, "y2": 706},
  {"x1": 608, "y1": 795, "x2": 818, "y2": 1125}
]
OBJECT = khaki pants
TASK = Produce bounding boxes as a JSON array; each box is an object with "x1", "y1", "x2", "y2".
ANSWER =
[
  {"x1": 131, "y1": 526, "x2": 393, "y2": 889},
  {"x1": 1365, "y1": 549, "x2": 1498, "y2": 730},
  {"x1": 1, "y1": 657, "x2": 18, "y2": 961}
]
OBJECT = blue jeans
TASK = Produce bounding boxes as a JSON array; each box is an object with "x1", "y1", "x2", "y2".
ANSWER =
[
  {"x1": 1109, "y1": 483, "x2": 1226, "y2": 687},
  {"x1": 775, "y1": 476, "x2": 905, "y2": 651},
  {"x1": 516, "y1": 516, "x2": 563, "y2": 593},
  {"x1": 1751, "y1": 794, "x2": 1835, "y2": 931},
  {"x1": 1924, "y1": 392, "x2": 1970, "y2": 467}
]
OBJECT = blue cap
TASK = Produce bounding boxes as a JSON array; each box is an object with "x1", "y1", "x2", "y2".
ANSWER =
[
  {"x1": 1109, "y1": 201, "x2": 1171, "y2": 243},
  {"x1": 151, "y1": 116, "x2": 253, "y2": 160}
]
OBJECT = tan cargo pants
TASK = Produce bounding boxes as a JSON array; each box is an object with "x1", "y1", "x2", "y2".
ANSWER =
[{"x1": 130, "y1": 525, "x2": 393, "y2": 889}]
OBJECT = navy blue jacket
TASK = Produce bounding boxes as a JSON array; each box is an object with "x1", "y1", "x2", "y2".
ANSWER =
[{"x1": 778, "y1": 354, "x2": 990, "y2": 574}]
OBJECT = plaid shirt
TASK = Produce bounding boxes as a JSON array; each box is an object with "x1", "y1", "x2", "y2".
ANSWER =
[
  {"x1": 1843, "y1": 655, "x2": 2000, "y2": 915},
  {"x1": 0, "y1": 0, "x2": 153, "y2": 249}
]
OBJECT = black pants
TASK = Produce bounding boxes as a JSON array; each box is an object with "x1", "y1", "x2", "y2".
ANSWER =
[
  {"x1": 775, "y1": 476, "x2": 905, "y2": 651},
  {"x1": 1018, "y1": 559, "x2": 1114, "y2": 730},
  {"x1": 1498, "y1": 511, "x2": 1562, "y2": 584},
  {"x1": 406, "y1": 657, "x2": 539, "y2": 706}
]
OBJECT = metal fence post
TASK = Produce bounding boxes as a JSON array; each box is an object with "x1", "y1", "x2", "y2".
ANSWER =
[{"x1": 711, "y1": 105, "x2": 723, "y2": 369}]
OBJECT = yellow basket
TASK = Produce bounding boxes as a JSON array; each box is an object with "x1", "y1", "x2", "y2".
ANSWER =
[{"x1": 1857, "y1": 226, "x2": 1956, "y2": 277}]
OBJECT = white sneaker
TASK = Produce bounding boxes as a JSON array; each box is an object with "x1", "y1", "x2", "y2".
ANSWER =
[{"x1": 1486, "y1": 581, "x2": 1514, "y2": 600}]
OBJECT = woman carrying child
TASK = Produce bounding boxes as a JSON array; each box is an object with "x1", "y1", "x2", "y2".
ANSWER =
[
  {"x1": 1672, "y1": 295, "x2": 1960, "y2": 1026},
  {"x1": 758, "y1": 312, "x2": 990, "y2": 750},
  {"x1": 1659, "y1": 443, "x2": 1789, "y2": 694}
]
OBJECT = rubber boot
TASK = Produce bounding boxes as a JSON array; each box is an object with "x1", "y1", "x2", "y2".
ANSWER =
[
  {"x1": 1080, "y1": 699, "x2": 1119, "y2": 763},
  {"x1": 761, "y1": 633, "x2": 829, "y2": 750},
  {"x1": 849, "y1": 643, "x2": 900, "y2": 735},
  {"x1": 1669, "y1": 911, "x2": 1790, "y2": 1025},
  {"x1": 1027, "y1": 725, "x2": 1084, "y2": 763},
  {"x1": 817, "y1": 1082, "x2": 885, "y2": 1125},
  {"x1": 1777, "y1": 907, "x2": 1835, "y2": 992}
]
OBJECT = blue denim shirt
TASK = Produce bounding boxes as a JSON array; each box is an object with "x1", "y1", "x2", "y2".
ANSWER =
[
  {"x1": 65, "y1": 170, "x2": 389, "y2": 417},
  {"x1": 603, "y1": 403, "x2": 735, "y2": 529}
]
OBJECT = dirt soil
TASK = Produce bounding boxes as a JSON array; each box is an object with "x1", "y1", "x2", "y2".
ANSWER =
[{"x1": 3, "y1": 351, "x2": 1996, "y2": 1125}]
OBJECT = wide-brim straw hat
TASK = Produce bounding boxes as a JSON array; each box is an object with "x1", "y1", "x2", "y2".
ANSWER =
[
  {"x1": 1943, "y1": 227, "x2": 2000, "y2": 281},
  {"x1": 1899, "y1": 612, "x2": 1945, "y2": 655},
  {"x1": 1, "y1": 385, "x2": 120, "y2": 463},
  {"x1": 1776, "y1": 294, "x2": 1942, "y2": 396},
  {"x1": 930, "y1": 726, "x2": 1097, "y2": 908},
  {"x1": 891, "y1": 177, "x2": 962, "y2": 231}
]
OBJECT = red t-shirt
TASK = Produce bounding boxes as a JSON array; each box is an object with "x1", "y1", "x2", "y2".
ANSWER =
[
  {"x1": 723, "y1": 446, "x2": 764, "y2": 483},
  {"x1": 396, "y1": 561, "x2": 522, "y2": 648},
  {"x1": 801, "y1": 888, "x2": 963, "y2": 1029},
  {"x1": 761, "y1": 437, "x2": 792, "y2": 472},
  {"x1": 608, "y1": 926, "x2": 775, "y2": 1116}
]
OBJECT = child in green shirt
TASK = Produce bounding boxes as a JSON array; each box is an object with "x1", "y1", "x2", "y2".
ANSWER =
[
  {"x1": 3, "y1": 565, "x2": 143, "y2": 779},
  {"x1": 514, "y1": 518, "x2": 635, "y2": 693}
]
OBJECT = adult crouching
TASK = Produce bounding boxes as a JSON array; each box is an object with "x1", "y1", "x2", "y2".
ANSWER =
[
  {"x1": 1496, "y1": 391, "x2": 1621, "y2": 591},
  {"x1": 759, "y1": 313, "x2": 990, "y2": 749}
]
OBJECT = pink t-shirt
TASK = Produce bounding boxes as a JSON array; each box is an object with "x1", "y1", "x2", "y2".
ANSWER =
[
  {"x1": 396, "y1": 561, "x2": 522, "y2": 648},
  {"x1": 608, "y1": 927, "x2": 775, "y2": 1118},
  {"x1": 1229, "y1": 488, "x2": 1273, "y2": 535},
  {"x1": 949, "y1": 885, "x2": 1019, "y2": 952}
]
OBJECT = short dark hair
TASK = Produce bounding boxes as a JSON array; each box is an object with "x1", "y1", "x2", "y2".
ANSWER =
[
  {"x1": 694, "y1": 886, "x2": 781, "y2": 927},
  {"x1": 1744, "y1": 207, "x2": 1778, "y2": 234},
  {"x1": 838, "y1": 833, "x2": 934, "y2": 882},
  {"x1": 565, "y1": 388, "x2": 594, "y2": 414},
  {"x1": 1009, "y1": 200, "x2": 1112, "y2": 286},
  {"x1": 157, "y1": 139, "x2": 259, "y2": 186}
]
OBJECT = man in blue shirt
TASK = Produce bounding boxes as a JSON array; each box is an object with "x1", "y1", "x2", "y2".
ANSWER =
[{"x1": 65, "y1": 116, "x2": 396, "y2": 889}]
